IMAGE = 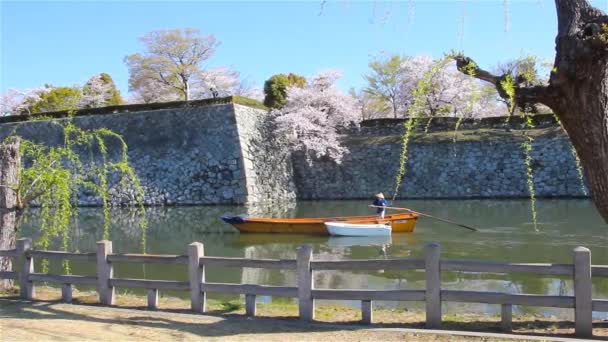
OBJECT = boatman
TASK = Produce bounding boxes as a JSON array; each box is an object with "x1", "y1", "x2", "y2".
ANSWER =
[{"x1": 373, "y1": 193, "x2": 389, "y2": 219}]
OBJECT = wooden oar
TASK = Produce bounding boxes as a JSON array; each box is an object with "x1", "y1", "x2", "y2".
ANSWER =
[{"x1": 369, "y1": 205, "x2": 478, "y2": 232}]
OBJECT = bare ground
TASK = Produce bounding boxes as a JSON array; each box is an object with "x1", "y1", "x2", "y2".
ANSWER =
[{"x1": 1, "y1": 287, "x2": 607, "y2": 341}]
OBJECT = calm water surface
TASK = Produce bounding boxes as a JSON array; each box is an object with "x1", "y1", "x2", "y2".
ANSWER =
[{"x1": 20, "y1": 199, "x2": 608, "y2": 318}]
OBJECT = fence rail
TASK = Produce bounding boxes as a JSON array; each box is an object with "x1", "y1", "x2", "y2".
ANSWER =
[
  {"x1": 441, "y1": 260, "x2": 574, "y2": 275},
  {"x1": 107, "y1": 254, "x2": 189, "y2": 265},
  {"x1": 0, "y1": 237, "x2": 606, "y2": 338},
  {"x1": 27, "y1": 250, "x2": 97, "y2": 262},
  {"x1": 0, "y1": 249, "x2": 17, "y2": 258}
]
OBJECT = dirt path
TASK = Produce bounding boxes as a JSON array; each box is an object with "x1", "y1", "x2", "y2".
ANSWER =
[{"x1": 0, "y1": 298, "x2": 590, "y2": 342}]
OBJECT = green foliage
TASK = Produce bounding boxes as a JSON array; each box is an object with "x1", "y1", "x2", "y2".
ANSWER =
[
  {"x1": 500, "y1": 74, "x2": 516, "y2": 118},
  {"x1": 232, "y1": 96, "x2": 269, "y2": 111},
  {"x1": 552, "y1": 114, "x2": 587, "y2": 196},
  {"x1": 219, "y1": 300, "x2": 243, "y2": 311},
  {"x1": 521, "y1": 129, "x2": 538, "y2": 232},
  {"x1": 99, "y1": 73, "x2": 123, "y2": 106},
  {"x1": 364, "y1": 55, "x2": 407, "y2": 117},
  {"x1": 11, "y1": 115, "x2": 147, "y2": 270},
  {"x1": 31, "y1": 87, "x2": 81, "y2": 114},
  {"x1": 263, "y1": 73, "x2": 306, "y2": 109}
]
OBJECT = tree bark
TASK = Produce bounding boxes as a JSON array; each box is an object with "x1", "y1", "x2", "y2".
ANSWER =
[
  {"x1": 455, "y1": 0, "x2": 608, "y2": 222},
  {"x1": 0, "y1": 138, "x2": 20, "y2": 290}
]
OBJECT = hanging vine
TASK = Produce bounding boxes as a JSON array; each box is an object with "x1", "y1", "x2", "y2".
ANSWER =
[
  {"x1": 551, "y1": 114, "x2": 587, "y2": 196},
  {"x1": 498, "y1": 68, "x2": 539, "y2": 231},
  {"x1": 9, "y1": 113, "x2": 147, "y2": 272},
  {"x1": 392, "y1": 55, "x2": 453, "y2": 200},
  {"x1": 521, "y1": 113, "x2": 539, "y2": 232}
]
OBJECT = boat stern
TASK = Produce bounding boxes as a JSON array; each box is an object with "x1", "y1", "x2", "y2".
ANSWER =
[{"x1": 220, "y1": 214, "x2": 248, "y2": 225}]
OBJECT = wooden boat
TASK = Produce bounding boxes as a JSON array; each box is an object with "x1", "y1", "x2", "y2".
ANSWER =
[
  {"x1": 220, "y1": 212, "x2": 417, "y2": 235},
  {"x1": 325, "y1": 222, "x2": 391, "y2": 236}
]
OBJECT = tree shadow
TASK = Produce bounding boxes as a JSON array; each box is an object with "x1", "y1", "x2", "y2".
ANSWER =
[{"x1": 2, "y1": 298, "x2": 607, "y2": 340}]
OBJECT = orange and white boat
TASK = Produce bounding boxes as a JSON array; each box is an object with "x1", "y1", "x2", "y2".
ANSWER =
[{"x1": 220, "y1": 212, "x2": 418, "y2": 235}]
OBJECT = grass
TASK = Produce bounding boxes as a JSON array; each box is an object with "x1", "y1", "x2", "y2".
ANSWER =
[
  {"x1": 232, "y1": 95, "x2": 269, "y2": 111},
  {"x1": 346, "y1": 126, "x2": 565, "y2": 146}
]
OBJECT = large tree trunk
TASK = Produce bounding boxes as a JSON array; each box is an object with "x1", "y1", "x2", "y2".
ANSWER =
[
  {"x1": 455, "y1": 0, "x2": 608, "y2": 222},
  {"x1": 0, "y1": 138, "x2": 20, "y2": 290}
]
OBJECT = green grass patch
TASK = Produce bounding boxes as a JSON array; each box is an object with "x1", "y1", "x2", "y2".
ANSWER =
[
  {"x1": 232, "y1": 96, "x2": 269, "y2": 111},
  {"x1": 346, "y1": 126, "x2": 565, "y2": 146}
]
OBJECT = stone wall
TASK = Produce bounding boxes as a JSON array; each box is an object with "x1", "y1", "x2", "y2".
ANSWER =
[
  {"x1": 233, "y1": 105, "x2": 296, "y2": 204},
  {"x1": 0, "y1": 102, "x2": 296, "y2": 206},
  {"x1": 0, "y1": 100, "x2": 589, "y2": 205},
  {"x1": 292, "y1": 126, "x2": 589, "y2": 200}
]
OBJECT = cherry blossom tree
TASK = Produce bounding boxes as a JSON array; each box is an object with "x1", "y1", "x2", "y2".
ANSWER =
[
  {"x1": 399, "y1": 55, "x2": 501, "y2": 118},
  {"x1": 125, "y1": 28, "x2": 219, "y2": 101},
  {"x1": 126, "y1": 77, "x2": 178, "y2": 104},
  {"x1": 364, "y1": 54, "x2": 504, "y2": 119},
  {"x1": 79, "y1": 73, "x2": 123, "y2": 109},
  {"x1": 0, "y1": 87, "x2": 52, "y2": 116},
  {"x1": 191, "y1": 67, "x2": 242, "y2": 99},
  {"x1": 273, "y1": 70, "x2": 359, "y2": 163}
]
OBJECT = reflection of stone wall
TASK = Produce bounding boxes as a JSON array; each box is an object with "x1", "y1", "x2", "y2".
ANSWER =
[
  {"x1": 293, "y1": 128, "x2": 589, "y2": 199},
  {"x1": 0, "y1": 102, "x2": 296, "y2": 206}
]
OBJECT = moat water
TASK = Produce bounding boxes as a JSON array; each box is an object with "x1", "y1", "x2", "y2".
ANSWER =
[{"x1": 19, "y1": 199, "x2": 608, "y2": 319}]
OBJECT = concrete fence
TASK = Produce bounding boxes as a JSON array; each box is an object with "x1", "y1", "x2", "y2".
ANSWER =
[{"x1": 0, "y1": 238, "x2": 606, "y2": 338}]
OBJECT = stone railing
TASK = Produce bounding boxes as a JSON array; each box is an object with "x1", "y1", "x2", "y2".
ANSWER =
[{"x1": 1, "y1": 238, "x2": 606, "y2": 338}]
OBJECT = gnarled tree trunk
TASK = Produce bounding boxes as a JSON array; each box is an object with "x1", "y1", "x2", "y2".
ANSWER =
[
  {"x1": 0, "y1": 138, "x2": 20, "y2": 290},
  {"x1": 456, "y1": 0, "x2": 608, "y2": 222}
]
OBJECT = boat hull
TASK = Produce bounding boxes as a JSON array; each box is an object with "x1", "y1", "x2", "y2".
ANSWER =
[
  {"x1": 222, "y1": 213, "x2": 417, "y2": 235},
  {"x1": 326, "y1": 222, "x2": 391, "y2": 236}
]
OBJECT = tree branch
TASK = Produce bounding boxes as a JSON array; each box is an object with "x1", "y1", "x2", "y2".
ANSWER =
[{"x1": 453, "y1": 55, "x2": 555, "y2": 111}]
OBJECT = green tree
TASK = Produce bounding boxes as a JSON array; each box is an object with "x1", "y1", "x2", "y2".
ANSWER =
[
  {"x1": 98, "y1": 73, "x2": 124, "y2": 106},
  {"x1": 364, "y1": 55, "x2": 407, "y2": 118},
  {"x1": 31, "y1": 87, "x2": 81, "y2": 113},
  {"x1": 263, "y1": 73, "x2": 306, "y2": 109}
]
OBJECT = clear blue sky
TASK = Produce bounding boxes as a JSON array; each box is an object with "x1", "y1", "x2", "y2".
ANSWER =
[{"x1": 2, "y1": 0, "x2": 607, "y2": 97}]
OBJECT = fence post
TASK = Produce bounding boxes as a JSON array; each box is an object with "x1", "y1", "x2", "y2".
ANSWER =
[
  {"x1": 147, "y1": 289, "x2": 159, "y2": 309},
  {"x1": 16, "y1": 238, "x2": 33, "y2": 299},
  {"x1": 96, "y1": 240, "x2": 114, "y2": 305},
  {"x1": 362, "y1": 300, "x2": 373, "y2": 324},
  {"x1": 62, "y1": 284, "x2": 72, "y2": 303},
  {"x1": 425, "y1": 242, "x2": 441, "y2": 329},
  {"x1": 573, "y1": 246, "x2": 592, "y2": 338},
  {"x1": 501, "y1": 304, "x2": 512, "y2": 331},
  {"x1": 188, "y1": 242, "x2": 205, "y2": 313},
  {"x1": 297, "y1": 245, "x2": 314, "y2": 321},
  {"x1": 245, "y1": 294, "x2": 256, "y2": 316}
]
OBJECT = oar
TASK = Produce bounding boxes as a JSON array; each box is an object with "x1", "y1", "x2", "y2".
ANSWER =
[{"x1": 369, "y1": 205, "x2": 478, "y2": 232}]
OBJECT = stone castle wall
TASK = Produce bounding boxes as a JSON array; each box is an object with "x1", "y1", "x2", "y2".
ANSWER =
[
  {"x1": 0, "y1": 102, "x2": 295, "y2": 206},
  {"x1": 292, "y1": 126, "x2": 588, "y2": 200},
  {"x1": 0, "y1": 102, "x2": 588, "y2": 206}
]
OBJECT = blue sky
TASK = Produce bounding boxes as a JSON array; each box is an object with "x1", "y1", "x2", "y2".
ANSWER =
[{"x1": 2, "y1": 0, "x2": 607, "y2": 97}]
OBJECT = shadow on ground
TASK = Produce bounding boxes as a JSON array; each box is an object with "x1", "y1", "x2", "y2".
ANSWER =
[{"x1": 1, "y1": 297, "x2": 606, "y2": 341}]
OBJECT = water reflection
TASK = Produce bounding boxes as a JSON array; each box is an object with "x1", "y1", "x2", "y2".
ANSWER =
[{"x1": 17, "y1": 199, "x2": 608, "y2": 318}]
